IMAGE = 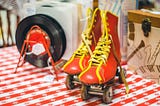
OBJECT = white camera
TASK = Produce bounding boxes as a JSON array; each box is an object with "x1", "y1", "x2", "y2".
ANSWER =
[{"x1": 16, "y1": 1, "x2": 82, "y2": 67}]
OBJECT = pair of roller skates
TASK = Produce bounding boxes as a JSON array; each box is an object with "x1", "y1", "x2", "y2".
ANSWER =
[{"x1": 62, "y1": 8, "x2": 129, "y2": 104}]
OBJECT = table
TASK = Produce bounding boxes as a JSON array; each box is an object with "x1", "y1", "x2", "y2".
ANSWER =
[{"x1": 0, "y1": 46, "x2": 160, "y2": 106}]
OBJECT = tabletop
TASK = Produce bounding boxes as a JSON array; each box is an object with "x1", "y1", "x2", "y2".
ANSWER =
[{"x1": 0, "y1": 46, "x2": 160, "y2": 106}]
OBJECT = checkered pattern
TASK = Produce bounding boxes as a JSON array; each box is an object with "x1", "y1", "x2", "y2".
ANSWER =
[{"x1": 0, "y1": 46, "x2": 160, "y2": 106}]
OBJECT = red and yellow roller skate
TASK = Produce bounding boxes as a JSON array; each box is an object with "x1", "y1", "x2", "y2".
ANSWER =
[
  {"x1": 79, "y1": 10, "x2": 129, "y2": 103},
  {"x1": 62, "y1": 8, "x2": 102, "y2": 89}
]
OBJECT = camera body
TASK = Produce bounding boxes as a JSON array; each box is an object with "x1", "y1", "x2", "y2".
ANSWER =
[{"x1": 22, "y1": 1, "x2": 81, "y2": 60}]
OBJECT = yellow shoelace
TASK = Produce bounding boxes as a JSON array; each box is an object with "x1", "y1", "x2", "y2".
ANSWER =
[
  {"x1": 79, "y1": 10, "x2": 110, "y2": 83},
  {"x1": 89, "y1": 36, "x2": 111, "y2": 65},
  {"x1": 79, "y1": 10, "x2": 129, "y2": 95},
  {"x1": 63, "y1": 8, "x2": 99, "y2": 70},
  {"x1": 90, "y1": 10, "x2": 111, "y2": 65},
  {"x1": 110, "y1": 35, "x2": 130, "y2": 95},
  {"x1": 79, "y1": 34, "x2": 111, "y2": 83}
]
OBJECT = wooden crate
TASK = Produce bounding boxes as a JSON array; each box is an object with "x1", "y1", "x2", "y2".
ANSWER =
[{"x1": 127, "y1": 10, "x2": 160, "y2": 84}]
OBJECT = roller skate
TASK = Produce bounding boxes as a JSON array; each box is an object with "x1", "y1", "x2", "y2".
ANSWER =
[
  {"x1": 62, "y1": 8, "x2": 102, "y2": 89},
  {"x1": 79, "y1": 11, "x2": 129, "y2": 103}
]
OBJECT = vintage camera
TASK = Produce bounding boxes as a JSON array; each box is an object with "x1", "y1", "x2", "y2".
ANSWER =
[{"x1": 16, "y1": 1, "x2": 81, "y2": 67}]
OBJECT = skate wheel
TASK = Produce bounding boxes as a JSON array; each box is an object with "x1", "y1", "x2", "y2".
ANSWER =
[
  {"x1": 65, "y1": 75, "x2": 75, "y2": 90},
  {"x1": 119, "y1": 68, "x2": 127, "y2": 83},
  {"x1": 81, "y1": 84, "x2": 89, "y2": 100},
  {"x1": 103, "y1": 86, "x2": 113, "y2": 104}
]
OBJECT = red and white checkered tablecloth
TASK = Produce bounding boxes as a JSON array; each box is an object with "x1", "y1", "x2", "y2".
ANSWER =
[{"x1": 0, "y1": 46, "x2": 160, "y2": 106}]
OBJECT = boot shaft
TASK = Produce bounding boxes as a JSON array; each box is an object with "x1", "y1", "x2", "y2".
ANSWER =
[
  {"x1": 107, "y1": 12, "x2": 121, "y2": 61},
  {"x1": 89, "y1": 9, "x2": 102, "y2": 51}
]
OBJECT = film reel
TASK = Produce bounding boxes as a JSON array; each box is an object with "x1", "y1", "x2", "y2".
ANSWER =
[{"x1": 16, "y1": 14, "x2": 66, "y2": 67}]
